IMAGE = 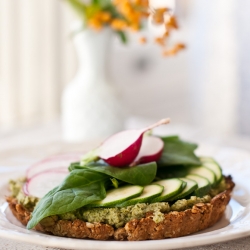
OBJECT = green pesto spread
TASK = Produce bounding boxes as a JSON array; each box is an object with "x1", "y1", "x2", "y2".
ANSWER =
[
  {"x1": 9, "y1": 177, "x2": 227, "y2": 228},
  {"x1": 9, "y1": 178, "x2": 39, "y2": 211},
  {"x1": 68, "y1": 202, "x2": 170, "y2": 228},
  {"x1": 57, "y1": 194, "x2": 213, "y2": 228},
  {"x1": 209, "y1": 178, "x2": 227, "y2": 197},
  {"x1": 170, "y1": 195, "x2": 211, "y2": 212}
]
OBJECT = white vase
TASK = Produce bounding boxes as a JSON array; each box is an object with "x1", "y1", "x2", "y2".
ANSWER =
[{"x1": 62, "y1": 27, "x2": 125, "y2": 142}]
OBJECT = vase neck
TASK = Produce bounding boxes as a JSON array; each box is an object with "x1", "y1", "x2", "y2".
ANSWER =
[{"x1": 74, "y1": 28, "x2": 112, "y2": 82}]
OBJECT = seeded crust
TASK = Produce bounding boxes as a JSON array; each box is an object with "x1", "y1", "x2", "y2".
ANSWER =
[{"x1": 6, "y1": 176, "x2": 235, "y2": 241}]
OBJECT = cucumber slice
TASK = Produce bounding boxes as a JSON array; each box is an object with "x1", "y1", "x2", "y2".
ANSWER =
[
  {"x1": 89, "y1": 185, "x2": 143, "y2": 207},
  {"x1": 186, "y1": 174, "x2": 211, "y2": 197},
  {"x1": 181, "y1": 180, "x2": 187, "y2": 190},
  {"x1": 187, "y1": 166, "x2": 216, "y2": 186},
  {"x1": 119, "y1": 184, "x2": 164, "y2": 206},
  {"x1": 170, "y1": 178, "x2": 198, "y2": 201},
  {"x1": 199, "y1": 156, "x2": 215, "y2": 162},
  {"x1": 151, "y1": 178, "x2": 184, "y2": 202},
  {"x1": 200, "y1": 158, "x2": 222, "y2": 184}
]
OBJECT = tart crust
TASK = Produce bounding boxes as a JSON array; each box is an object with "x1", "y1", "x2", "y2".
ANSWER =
[{"x1": 6, "y1": 176, "x2": 235, "y2": 241}]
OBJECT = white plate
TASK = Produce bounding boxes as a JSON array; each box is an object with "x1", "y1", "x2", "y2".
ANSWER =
[{"x1": 1, "y1": 146, "x2": 250, "y2": 250}]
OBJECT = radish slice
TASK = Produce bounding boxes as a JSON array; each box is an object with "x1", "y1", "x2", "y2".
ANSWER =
[
  {"x1": 27, "y1": 170, "x2": 68, "y2": 198},
  {"x1": 22, "y1": 182, "x2": 29, "y2": 196},
  {"x1": 97, "y1": 118, "x2": 170, "y2": 167},
  {"x1": 98, "y1": 129, "x2": 144, "y2": 167},
  {"x1": 134, "y1": 136, "x2": 164, "y2": 164},
  {"x1": 26, "y1": 152, "x2": 82, "y2": 180}
]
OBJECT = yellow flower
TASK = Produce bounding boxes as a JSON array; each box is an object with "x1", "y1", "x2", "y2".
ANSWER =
[
  {"x1": 155, "y1": 37, "x2": 165, "y2": 46},
  {"x1": 97, "y1": 11, "x2": 111, "y2": 22},
  {"x1": 152, "y1": 8, "x2": 168, "y2": 24},
  {"x1": 163, "y1": 43, "x2": 186, "y2": 56},
  {"x1": 165, "y1": 16, "x2": 178, "y2": 29},
  {"x1": 65, "y1": 0, "x2": 185, "y2": 56},
  {"x1": 139, "y1": 37, "x2": 147, "y2": 44},
  {"x1": 88, "y1": 18, "x2": 102, "y2": 30},
  {"x1": 111, "y1": 19, "x2": 128, "y2": 30},
  {"x1": 129, "y1": 23, "x2": 140, "y2": 31}
]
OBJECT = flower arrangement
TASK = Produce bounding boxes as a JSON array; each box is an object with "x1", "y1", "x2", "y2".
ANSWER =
[{"x1": 65, "y1": 0, "x2": 184, "y2": 56}]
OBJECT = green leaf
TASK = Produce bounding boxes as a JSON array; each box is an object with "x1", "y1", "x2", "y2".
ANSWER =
[
  {"x1": 69, "y1": 161, "x2": 82, "y2": 171},
  {"x1": 156, "y1": 165, "x2": 189, "y2": 179},
  {"x1": 80, "y1": 150, "x2": 99, "y2": 167},
  {"x1": 110, "y1": 178, "x2": 119, "y2": 188},
  {"x1": 92, "y1": 0, "x2": 111, "y2": 7},
  {"x1": 92, "y1": 0, "x2": 100, "y2": 4},
  {"x1": 116, "y1": 31, "x2": 128, "y2": 44},
  {"x1": 27, "y1": 169, "x2": 108, "y2": 229},
  {"x1": 64, "y1": 0, "x2": 87, "y2": 20},
  {"x1": 71, "y1": 161, "x2": 157, "y2": 186},
  {"x1": 158, "y1": 136, "x2": 201, "y2": 167}
]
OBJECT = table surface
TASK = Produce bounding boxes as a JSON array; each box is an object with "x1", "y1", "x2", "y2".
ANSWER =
[{"x1": 1, "y1": 119, "x2": 250, "y2": 250}]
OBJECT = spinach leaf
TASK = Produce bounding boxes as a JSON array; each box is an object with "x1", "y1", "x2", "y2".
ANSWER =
[
  {"x1": 156, "y1": 165, "x2": 189, "y2": 179},
  {"x1": 70, "y1": 161, "x2": 157, "y2": 186},
  {"x1": 27, "y1": 169, "x2": 109, "y2": 229},
  {"x1": 157, "y1": 136, "x2": 201, "y2": 167}
]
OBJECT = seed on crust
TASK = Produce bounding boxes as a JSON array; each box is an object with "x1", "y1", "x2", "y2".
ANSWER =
[{"x1": 114, "y1": 228, "x2": 127, "y2": 241}]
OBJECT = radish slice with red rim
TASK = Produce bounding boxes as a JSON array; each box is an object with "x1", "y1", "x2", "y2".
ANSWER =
[
  {"x1": 26, "y1": 152, "x2": 82, "y2": 179},
  {"x1": 134, "y1": 136, "x2": 164, "y2": 164},
  {"x1": 22, "y1": 182, "x2": 29, "y2": 196},
  {"x1": 98, "y1": 129, "x2": 144, "y2": 167},
  {"x1": 27, "y1": 170, "x2": 68, "y2": 198},
  {"x1": 97, "y1": 118, "x2": 170, "y2": 167}
]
